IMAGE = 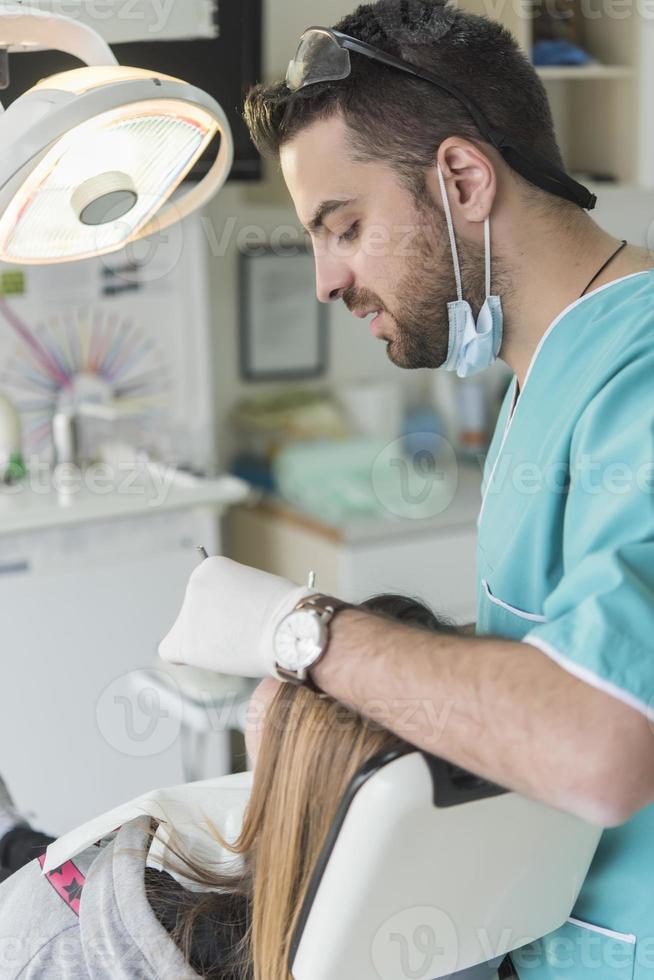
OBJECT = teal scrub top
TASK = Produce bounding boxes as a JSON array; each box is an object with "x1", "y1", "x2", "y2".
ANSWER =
[{"x1": 476, "y1": 270, "x2": 654, "y2": 980}]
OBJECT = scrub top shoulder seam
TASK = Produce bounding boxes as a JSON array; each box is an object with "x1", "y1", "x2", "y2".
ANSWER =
[
  {"x1": 521, "y1": 269, "x2": 651, "y2": 397},
  {"x1": 566, "y1": 916, "x2": 636, "y2": 944},
  {"x1": 524, "y1": 633, "x2": 654, "y2": 725}
]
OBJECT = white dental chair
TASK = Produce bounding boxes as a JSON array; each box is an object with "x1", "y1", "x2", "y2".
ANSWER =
[
  {"x1": 44, "y1": 747, "x2": 602, "y2": 980},
  {"x1": 287, "y1": 747, "x2": 602, "y2": 979}
]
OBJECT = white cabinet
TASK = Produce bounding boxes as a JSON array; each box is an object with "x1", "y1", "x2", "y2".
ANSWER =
[
  {"x1": 225, "y1": 489, "x2": 480, "y2": 627},
  {"x1": 340, "y1": 527, "x2": 479, "y2": 624},
  {"x1": 0, "y1": 507, "x2": 221, "y2": 835}
]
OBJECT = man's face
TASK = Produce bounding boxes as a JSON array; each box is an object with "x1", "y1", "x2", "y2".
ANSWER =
[{"x1": 280, "y1": 114, "x2": 484, "y2": 369}]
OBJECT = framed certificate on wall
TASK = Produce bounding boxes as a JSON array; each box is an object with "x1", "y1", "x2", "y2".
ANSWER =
[{"x1": 239, "y1": 245, "x2": 328, "y2": 382}]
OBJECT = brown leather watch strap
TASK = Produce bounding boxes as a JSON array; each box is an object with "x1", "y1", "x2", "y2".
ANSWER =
[
  {"x1": 275, "y1": 662, "x2": 327, "y2": 695},
  {"x1": 295, "y1": 593, "x2": 353, "y2": 616},
  {"x1": 274, "y1": 595, "x2": 354, "y2": 694},
  {"x1": 303, "y1": 671, "x2": 327, "y2": 696},
  {"x1": 299, "y1": 594, "x2": 354, "y2": 694}
]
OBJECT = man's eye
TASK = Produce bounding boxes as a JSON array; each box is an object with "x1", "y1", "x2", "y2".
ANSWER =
[{"x1": 338, "y1": 221, "x2": 360, "y2": 243}]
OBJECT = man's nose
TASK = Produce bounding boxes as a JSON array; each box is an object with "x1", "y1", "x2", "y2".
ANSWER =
[{"x1": 314, "y1": 251, "x2": 354, "y2": 304}]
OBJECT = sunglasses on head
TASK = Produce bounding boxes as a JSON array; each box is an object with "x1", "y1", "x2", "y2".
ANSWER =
[{"x1": 286, "y1": 27, "x2": 596, "y2": 211}]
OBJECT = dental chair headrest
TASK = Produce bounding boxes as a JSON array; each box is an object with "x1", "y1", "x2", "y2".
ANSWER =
[{"x1": 290, "y1": 749, "x2": 602, "y2": 980}]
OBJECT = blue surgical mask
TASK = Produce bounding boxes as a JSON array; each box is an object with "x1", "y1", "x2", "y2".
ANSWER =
[{"x1": 436, "y1": 163, "x2": 503, "y2": 379}]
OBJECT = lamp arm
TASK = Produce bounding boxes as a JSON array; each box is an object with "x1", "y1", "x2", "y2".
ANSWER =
[{"x1": 0, "y1": 3, "x2": 118, "y2": 66}]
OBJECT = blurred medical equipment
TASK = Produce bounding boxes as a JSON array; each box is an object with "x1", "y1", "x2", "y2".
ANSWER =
[
  {"x1": 532, "y1": 39, "x2": 594, "y2": 67},
  {"x1": 0, "y1": 391, "x2": 25, "y2": 483},
  {"x1": 233, "y1": 389, "x2": 350, "y2": 456},
  {"x1": 126, "y1": 661, "x2": 253, "y2": 782},
  {"x1": 337, "y1": 380, "x2": 403, "y2": 441},
  {"x1": 273, "y1": 436, "x2": 459, "y2": 523},
  {"x1": 231, "y1": 388, "x2": 351, "y2": 491},
  {"x1": 0, "y1": 3, "x2": 233, "y2": 264},
  {"x1": 532, "y1": 0, "x2": 594, "y2": 67},
  {"x1": 0, "y1": 213, "x2": 217, "y2": 472},
  {"x1": 42, "y1": 750, "x2": 602, "y2": 979},
  {"x1": 273, "y1": 437, "x2": 395, "y2": 521},
  {"x1": 51, "y1": 401, "x2": 121, "y2": 467},
  {"x1": 123, "y1": 541, "x2": 253, "y2": 786},
  {"x1": 456, "y1": 377, "x2": 489, "y2": 456}
]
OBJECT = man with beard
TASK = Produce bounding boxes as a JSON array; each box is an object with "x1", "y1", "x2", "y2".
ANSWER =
[{"x1": 159, "y1": 2, "x2": 654, "y2": 978}]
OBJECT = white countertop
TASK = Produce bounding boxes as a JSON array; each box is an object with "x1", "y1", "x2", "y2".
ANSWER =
[
  {"x1": 1, "y1": 457, "x2": 483, "y2": 544},
  {"x1": 0, "y1": 465, "x2": 252, "y2": 537}
]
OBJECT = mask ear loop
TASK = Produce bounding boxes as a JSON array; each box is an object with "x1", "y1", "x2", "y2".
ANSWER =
[
  {"x1": 484, "y1": 216, "x2": 491, "y2": 298},
  {"x1": 436, "y1": 163, "x2": 463, "y2": 302}
]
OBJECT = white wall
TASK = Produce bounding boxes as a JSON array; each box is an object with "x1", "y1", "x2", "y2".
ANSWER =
[
  {"x1": 263, "y1": 0, "x2": 354, "y2": 77},
  {"x1": 590, "y1": 185, "x2": 654, "y2": 246}
]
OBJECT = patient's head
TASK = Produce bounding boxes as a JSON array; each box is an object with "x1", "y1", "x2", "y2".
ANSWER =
[
  {"x1": 158, "y1": 593, "x2": 457, "y2": 980},
  {"x1": 237, "y1": 593, "x2": 458, "y2": 979},
  {"x1": 244, "y1": 592, "x2": 458, "y2": 766}
]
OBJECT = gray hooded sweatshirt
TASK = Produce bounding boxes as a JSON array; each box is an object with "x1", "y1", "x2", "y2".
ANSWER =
[{"x1": 0, "y1": 816, "x2": 200, "y2": 979}]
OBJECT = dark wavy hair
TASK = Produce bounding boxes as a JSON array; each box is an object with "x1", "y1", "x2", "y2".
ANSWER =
[
  {"x1": 360, "y1": 591, "x2": 460, "y2": 631},
  {"x1": 244, "y1": 0, "x2": 565, "y2": 203}
]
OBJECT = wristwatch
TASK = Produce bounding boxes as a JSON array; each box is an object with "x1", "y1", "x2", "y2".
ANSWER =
[{"x1": 273, "y1": 593, "x2": 352, "y2": 693}]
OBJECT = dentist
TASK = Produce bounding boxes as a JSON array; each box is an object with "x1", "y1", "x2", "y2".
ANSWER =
[{"x1": 160, "y1": 2, "x2": 654, "y2": 977}]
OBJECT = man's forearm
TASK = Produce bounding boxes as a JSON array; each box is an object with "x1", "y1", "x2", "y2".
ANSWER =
[{"x1": 313, "y1": 608, "x2": 652, "y2": 826}]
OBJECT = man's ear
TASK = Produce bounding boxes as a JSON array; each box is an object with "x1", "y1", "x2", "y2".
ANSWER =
[{"x1": 436, "y1": 138, "x2": 496, "y2": 223}]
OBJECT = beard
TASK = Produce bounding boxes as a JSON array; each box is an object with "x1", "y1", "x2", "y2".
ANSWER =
[{"x1": 344, "y1": 194, "x2": 491, "y2": 369}]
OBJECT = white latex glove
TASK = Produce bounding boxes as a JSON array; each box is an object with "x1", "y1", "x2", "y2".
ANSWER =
[{"x1": 158, "y1": 556, "x2": 314, "y2": 678}]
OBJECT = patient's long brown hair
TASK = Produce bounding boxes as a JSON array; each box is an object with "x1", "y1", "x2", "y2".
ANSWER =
[{"x1": 146, "y1": 594, "x2": 458, "y2": 980}]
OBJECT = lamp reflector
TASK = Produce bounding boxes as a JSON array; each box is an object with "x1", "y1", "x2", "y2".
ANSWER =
[{"x1": 0, "y1": 100, "x2": 218, "y2": 263}]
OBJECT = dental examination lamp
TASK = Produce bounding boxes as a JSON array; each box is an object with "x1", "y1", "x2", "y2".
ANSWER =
[{"x1": 0, "y1": 3, "x2": 234, "y2": 264}]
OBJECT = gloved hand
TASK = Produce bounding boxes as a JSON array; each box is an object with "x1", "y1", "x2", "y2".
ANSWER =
[{"x1": 158, "y1": 556, "x2": 314, "y2": 678}]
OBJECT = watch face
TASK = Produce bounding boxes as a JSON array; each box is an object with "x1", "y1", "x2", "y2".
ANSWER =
[{"x1": 274, "y1": 610, "x2": 326, "y2": 671}]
